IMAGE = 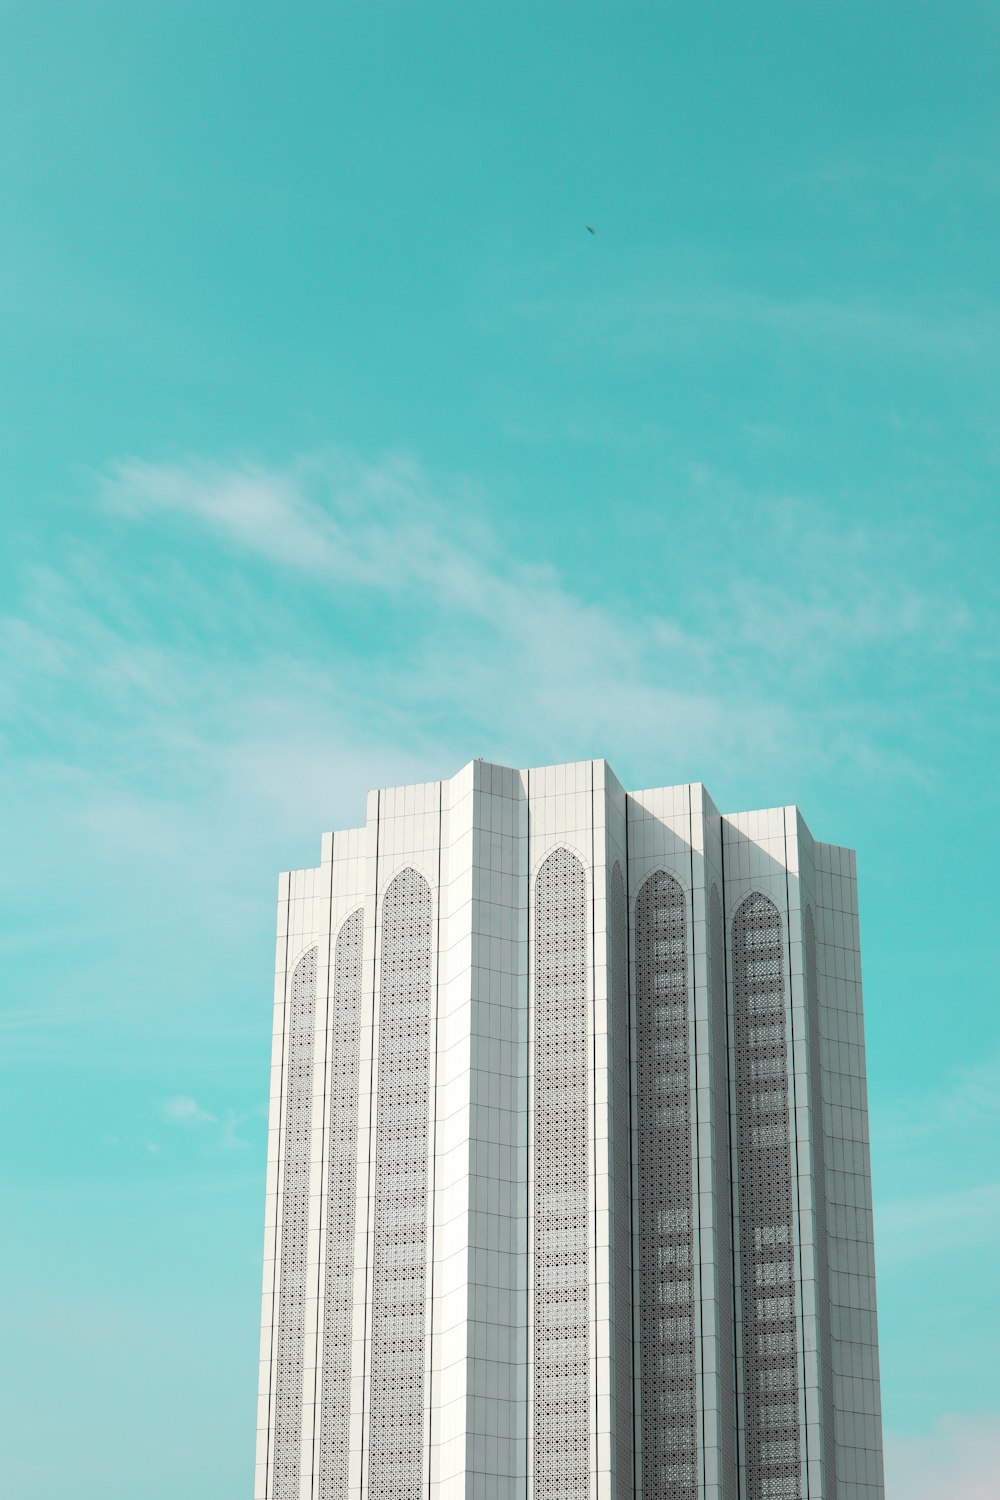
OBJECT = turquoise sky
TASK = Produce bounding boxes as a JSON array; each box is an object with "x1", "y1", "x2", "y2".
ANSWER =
[{"x1": 2, "y1": 4, "x2": 998, "y2": 1497}]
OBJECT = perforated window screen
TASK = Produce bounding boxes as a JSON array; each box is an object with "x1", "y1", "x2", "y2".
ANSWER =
[
  {"x1": 273, "y1": 944, "x2": 318, "y2": 1500},
  {"x1": 533, "y1": 846, "x2": 589, "y2": 1500},
  {"x1": 368, "y1": 868, "x2": 433, "y2": 1500},
  {"x1": 732, "y1": 893, "x2": 801, "y2": 1500},
  {"x1": 317, "y1": 908, "x2": 364, "y2": 1499},
  {"x1": 804, "y1": 907, "x2": 837, "y2": 1500},
  {"x1": 609, "y1": 862, "x2": 634, "y2": 1500},
  {"x1": 710, "y1": 884, "x2": 739, "y2": 1500},
  {"x1": 635, "y1": 870, "x2": 696, "y2": 1500}
]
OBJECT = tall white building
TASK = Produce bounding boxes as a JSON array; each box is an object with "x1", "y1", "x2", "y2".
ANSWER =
[{"x1": 255, "y1": 759, "x2": 884, "y2": 1500}]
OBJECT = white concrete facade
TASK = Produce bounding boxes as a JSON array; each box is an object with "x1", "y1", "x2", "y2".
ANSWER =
[{"x1": 255, "y1": 759, "x2": 884, "y2": 1500}]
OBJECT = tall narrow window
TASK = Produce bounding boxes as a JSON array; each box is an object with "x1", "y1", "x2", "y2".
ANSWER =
[
  {"x1": 609, "y1": 862, "x2": 634, "y2": 1500},
  {"x1": 368, "y1": 869, "x2": 433, "y2": 1500},
  {"x1": 273, "y1": 945, "x2": 318, "y2": 1500},
  {"x1": 732, "y1": 892, "x2": 801, "y2": 1500},
  {"x1": 318, "y1": 908, "x2": 364, "y2": 1499},
  {"x1": 533, "y1": 847, "x2": 589, "y2": 1500},
  {"x1": 635, "y1": 870, "x2": 696, "y2": 1500}
]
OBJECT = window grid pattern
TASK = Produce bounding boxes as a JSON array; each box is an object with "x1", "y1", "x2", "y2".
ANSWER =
[
  {"x1": 533, "y1": 847, "x2": 590, "y2": 1500},
  {"x1": 273, "y1": 945, "x2": 319, "y2": 1500},
  {"x1": 710, "y1": 885, "x2": 739, "y2": 1500},
  {"x1": 732, "y1": 893, "x2": 801, "y2": 1500},
  {"x1": 804, "y1": 908, "x2": 837, "y2": 1500},
  {"x1": 609, "y1": 862, "x2": 634, "y2": 1500},
  {"x1": 317, "y1": 908, "x2": 364, "y2": 1500},
  {"x1": 368, "y1": 869, "x2": 433, "y2": 1500},
  {"x1": 635, "y1": 870, "x2": 696, "y2": 1500}
]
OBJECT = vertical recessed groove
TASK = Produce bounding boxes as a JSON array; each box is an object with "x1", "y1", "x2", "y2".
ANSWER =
[
  {"x1": 368, "y1": 867, "x2": 433, "y2": 1500},
  {"x1": 783, "y1": 822, "x2": 810, "y2": 1499},
  {"x1": 317, "y1": 910, "x2": 364, "y2": 1500},
  {"x1": 533, "y1": 845, "x2": 589, "y2": 1500},
  {"x1": 709, "y1": 885, "x2": 738, "y2": 1500},
  {"x1": 609, "y1": 862, "x2": 634, "y2": 1500},
  {"x1": 273, "y1": 944, "x2": 319, "y2": 1500},
  {"x1": 359, "y1": 794, "x2": 381, "y2": 1500},
  {"x1": 310, "y1": 863, "x2": 337, "y2": 1500},
  {"x1": 688, "y1": 794, "x2": 707, "y2": 1500},
  {"x1": 591, "y1": 772, "x2": 599, "y2": 1500},
  {"x1": 636, "y1": 870, "x2": 696, "y2": 1500},
  {"x1": 622, "y1": 816, "x2": 639, "y2": 1500},
  {"x1": 733, "y1": 892, "x2": 801, "y2": 1500}
]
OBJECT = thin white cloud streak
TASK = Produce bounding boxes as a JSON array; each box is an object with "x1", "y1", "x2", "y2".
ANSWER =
[
  {"x1": 102, "y1": 451, "x2": 499, "y2": 603},
  {"x1": 510, "y1": 277, "x2": 998, "y2": 363},
  {"x1": 884, "y1": 1414, "x2": 1000, "y2": 1500}
]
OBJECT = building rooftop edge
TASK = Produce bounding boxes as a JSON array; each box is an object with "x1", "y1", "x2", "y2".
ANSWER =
[{"x1": 270, "y1": 759, "x2": 859, "y2": 878}]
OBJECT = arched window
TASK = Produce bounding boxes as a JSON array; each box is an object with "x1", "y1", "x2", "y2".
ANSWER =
[
  {"x1": 635, "y1": 870, "x2": 696, "y2": 1500},
  {"x1": 732, "y1": 892, "x2": 800, "y2": 1500},
  {"x1": 273, "y1": 945, "x2": 318, "y2": 1499},
  {"x1": 368, "y1": 869, "x2": 433, "y2": 1500},
  {"x1": 318, "y1": 909, "x2": 364, "y2": 1498},
  {"x1": 533, "y1": 847, "x2": 589, "y2": 1500}
]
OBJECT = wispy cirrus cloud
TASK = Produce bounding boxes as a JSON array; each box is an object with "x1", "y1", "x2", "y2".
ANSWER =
[
  {"x1": 85, "y1": 448, "x2": 789, "y2": 783},
  {"x1": 101, "y1": 450, "x2": 498, "y2": 603},
  {"x1": 87, "y1": 446, "x2": 983, "y2": 787},
  {"x1": 510, "y1": 276, "x2": 999, "y2": 364},
  {"x1": 159, "y1": 1096, "x2": 254, "y2": 1154}
]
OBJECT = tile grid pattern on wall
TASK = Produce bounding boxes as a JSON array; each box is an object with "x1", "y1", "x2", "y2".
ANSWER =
[
  {"x1": 368, "y1": 869, "x2": 433, "y2": 1500},
  {"x1": 813, "y1": 843, "x2": 884, "y2": 1499},
  {"x1": 804, "y1": 907, "x2": 838, "y2": 1500},
  {"x1": 317, "y1": 909, "x2": 364, "y2": 1500},
  {"x1": 272, "y1": 945, "x2": 319, "y2": 1500},
  {"x1": 635, "y1": 870, "x2": 697, "y2": 1500},
  {"x1": 533, "y1": 846, "x2": 590, "y2": 1500},
  {"x1": 732, "y1": 893, "x2": 801, "y2": 1500}
]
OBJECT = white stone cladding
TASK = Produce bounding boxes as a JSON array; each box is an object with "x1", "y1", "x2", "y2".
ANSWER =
[{"x1": 255, "y1": 759, "x2": 885, "y2": 1500}]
